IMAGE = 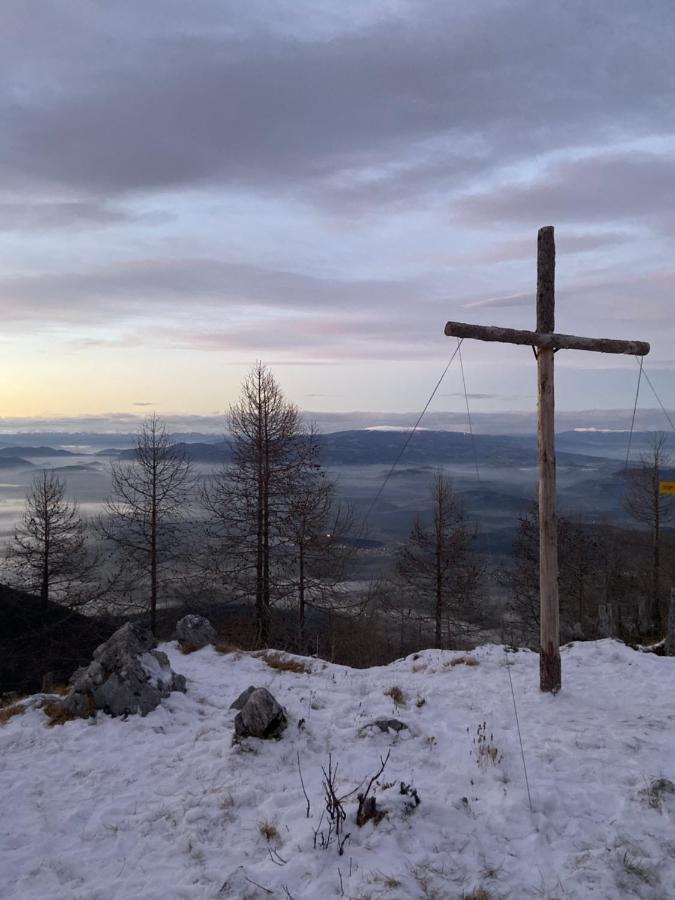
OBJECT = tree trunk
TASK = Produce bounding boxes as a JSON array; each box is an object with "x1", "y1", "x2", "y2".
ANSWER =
[
  {"x1": 435, "y1": 541, "x2": 442, "y2": 648},
  {"x1": 41, "y1": 555, "x2": 49, "y2": 618},
  {"x1": 255, "y1": 376, "x2": 265, "y2": 646},
  {"x1": 298, "y1": 541, "x2": 305, "y2": 650},
  {"x1": 261, "y1": 468, "x2": 270, "y2": 646},
  {"x1": 652, "y1": 502, "x2": 662, "y2": 633},
  {"x1": 150, "y1": 458, "x2": 158, "y2": 634},
  {"x1": 666, "y1": 588, "x2": 675, "y2": 656}
]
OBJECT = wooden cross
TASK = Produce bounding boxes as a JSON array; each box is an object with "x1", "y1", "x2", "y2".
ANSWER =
[{"x1": 445, "y1": 226, "x2": 650, "y2": 692}]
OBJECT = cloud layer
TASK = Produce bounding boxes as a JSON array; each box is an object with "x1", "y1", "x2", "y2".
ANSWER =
[{"x1": 1, "y1": 1, "x2": 674, "y2": 413}]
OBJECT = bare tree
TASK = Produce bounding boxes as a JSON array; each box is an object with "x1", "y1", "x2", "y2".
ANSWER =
[
  {"x1": 624, "y1": 434, "x2": 674, "y2": 632},
  {"x1": 281, "y1": 429, "x2": 354, "y2": 649},
  {"x1": 204, "y1": 363, "x2": 306, "y2": 645},
  {"x1": 5, "y1": 470, "x2": 99, "y2": 684},
  {"x1": 103, "y1": 414, "x2": 192, "y2": 632},
  {"x1": 6, "y1": 469, "x2": 92, "y2": 617},
  {"x1": 396, "y1": 473, "x2": 480, "y2": 648}
]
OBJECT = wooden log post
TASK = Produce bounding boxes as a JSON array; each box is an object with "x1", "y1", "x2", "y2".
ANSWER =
[
  {"x1": 444, "y1": 225, "x2": 650, "y2": 692},
  {"x1": 537, "y1": 226, "x2": 561, "y2": 693}
]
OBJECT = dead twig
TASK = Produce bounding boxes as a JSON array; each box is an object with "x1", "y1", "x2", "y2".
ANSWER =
[
  {"x1": 297, "y1": 751, "x2": 311, "y2": 818},
  {"x1": 267, "y1": 846, "x2": 288, "y2": 866},
  {"x1": 356, "y1": 750, "x2": 391, "y2": 827}
]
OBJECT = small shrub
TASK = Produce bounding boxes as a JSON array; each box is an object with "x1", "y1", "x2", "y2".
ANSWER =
[
  {"x1": 462, "y1": 890, "x2": 493, "y2": 900},
  {"x1": 470, "y1": 722, "x2": 502, "y2": 768},
  {"x1": 179, "y1": 642, "x2": 201, "y2": 655},
  {"x1": 263, "y1": 653, "x2": 308, "y2": 674},
  {"x1": 0, "y1": 703, "x2": 25, "y2": 726},
  {"x1": 643, "y1": 777, "x2": 675, "y2": 811},
  {"x1": 399, "y1": 781, "x2": 421, "y2": 813},
  {"x1": 384, "y1": 686, "x2": 406, "y2": 706},
  {"x1": 258, "y1": 819, "x2": 279, "y2": 842},
  {"x1": 621, "y1": 851, "x2": 656, "y2": 885}
]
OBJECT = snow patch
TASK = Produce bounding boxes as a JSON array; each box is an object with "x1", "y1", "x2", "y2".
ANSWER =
[{"x1": 1, "y1": 641, "x2": 674, "y2": 898}]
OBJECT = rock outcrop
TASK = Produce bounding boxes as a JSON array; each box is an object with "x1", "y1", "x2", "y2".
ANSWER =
[
  {"x1": 174, "y1": 614, "x2": 217, "y2": 650},
  {"x1": 64, "y1": 622, "x2": 186, "y2": 718}
]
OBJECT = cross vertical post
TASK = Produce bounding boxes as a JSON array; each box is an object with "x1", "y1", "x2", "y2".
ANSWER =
[
  {"x1": 444, "y1": 226, "x2": 650, "y2": 692},
  {"x1": 536, "y1": 226, "x2": 560, "y2": 692}
]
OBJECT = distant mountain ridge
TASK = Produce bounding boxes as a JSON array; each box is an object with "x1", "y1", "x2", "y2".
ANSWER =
[
  {"x1": 105, "y1": 431, "x2": 600, "y2": 468},
  {"x1": 0, "y1": 457, "x2": 32, "y2": 469},
  {"x1": 0, "y1": 429, "x2": 667, "y2": 468},
  {"x1": 0, "y1": 446, "x2": 74, "y2": 458}
]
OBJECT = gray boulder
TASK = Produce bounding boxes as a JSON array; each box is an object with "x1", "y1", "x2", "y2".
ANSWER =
[
  {"x1": 363, "y1": 718, "x2": 409, "y2": 734},
  {"x1": 234, "y1": 687, "x2": 287, "y2": 739},
  {"x1": 64, "y1": 622, "x2": 186, "y2": 718},
  {"x1": 230, "y1": 685, "x2": 257, "y2": 710},
  {"x1": 175, "y1": 614, "x2": 217, "y2": 649}
]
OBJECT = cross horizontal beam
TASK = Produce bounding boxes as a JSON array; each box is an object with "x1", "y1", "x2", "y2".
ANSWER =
[{"x1": 444, "y1": 321, "x2": 649, "y2": 356}]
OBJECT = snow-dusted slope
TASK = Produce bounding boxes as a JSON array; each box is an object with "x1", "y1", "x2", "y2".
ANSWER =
[{"x1": 1, "y1": 641, "x2": 674, "y2": 899}]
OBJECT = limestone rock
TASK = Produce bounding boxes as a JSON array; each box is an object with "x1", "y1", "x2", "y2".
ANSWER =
[
  {"x1": 174, "y1": 614, "x2": 217, "y2": 650},
  {"x1": 64, "y1": 621, "x2": 186, "y2": 718},
  {"x1": 230, "y1": 685, "x2": 257, "y2": 710},
  {"x1": 365, "y1": 718, "x2": 409, "y2": 734},
  {"x1": 234, "y1": 687, "x2": 287, "y2": 739}
]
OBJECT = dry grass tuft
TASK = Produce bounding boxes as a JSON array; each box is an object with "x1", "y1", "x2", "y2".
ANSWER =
[
  {"x1": 375, "y1": 873, "x2": 401, "y2": 889},
  {"x1": 462, "y1": 890, "x2": 493, "y2": 900},
  {"x1": 263, "y1": 653, "x2": 308, "y2": 674},
  {"x1": 384, "y1": 685, "x2": 406, "y2": 706},
  {"x1": 258, "y1": 819, "x2": 279, "y2": 842},
  {"x1": 42, "y1": 694, "x2": 95, "y2": 727},
  {"x1": 0, "y1": 703, "x2": 25, "y2": 725},
  {"x1": 179, "y1": 642, "x2": 201, "y2": 655},
  {"x1": 214, "y1": 640, "x2": 239, "y2": 655},
  {"x1": 445, "y1": 656, "x2": 480, "y2": 668},
  {"x1": 49, "y1": 685, "x2": 71, "y2": 696},
  {"x1": 1, "y1": 692, "x2": 24, "y2": 709}
]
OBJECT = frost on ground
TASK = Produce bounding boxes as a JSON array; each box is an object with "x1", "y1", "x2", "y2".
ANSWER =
[{"x1": 1, "y1": 640, "x2": 674, "y2": 899}]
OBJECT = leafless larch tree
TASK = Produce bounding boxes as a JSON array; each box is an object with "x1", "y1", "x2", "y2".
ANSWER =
[
  {"x1": 396, "y1": 472, "x2": 481, "y2": 648},
  {"x1": 6, "y1": 469, "x2": 93, "y2": 618},
  {"x1": 624, "y1": 434, "x2": 674, "y2": 633},
  {"x1": 103, "y1": 414, "x2": 193, "y2": 632}
]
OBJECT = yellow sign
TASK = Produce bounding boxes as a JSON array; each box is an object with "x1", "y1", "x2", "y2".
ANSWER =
[{"x1": 659, "y1": 482, "x2": 675, "y2": 495}]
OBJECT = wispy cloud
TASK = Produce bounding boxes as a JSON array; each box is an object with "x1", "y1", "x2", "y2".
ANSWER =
[{"x1": 462, "y1": 292, "x2": 532, "y2": 311}]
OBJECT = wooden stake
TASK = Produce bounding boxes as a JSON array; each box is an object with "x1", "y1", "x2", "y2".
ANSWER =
[
  {"x1": 536, "y1": 227, "x2": 560, "y2": 692},
  {"x1": 444, "y1": 225, "x2": 650, "y2": 692}
]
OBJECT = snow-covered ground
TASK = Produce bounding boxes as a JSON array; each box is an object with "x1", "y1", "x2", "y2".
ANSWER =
[{"x1": 1, "y1": 641, "x2": 674, "y2": 899}]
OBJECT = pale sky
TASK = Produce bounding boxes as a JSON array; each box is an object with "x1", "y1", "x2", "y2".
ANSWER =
[{"x1": 1, "y1": 1, "x2": 674, "y2": 426}]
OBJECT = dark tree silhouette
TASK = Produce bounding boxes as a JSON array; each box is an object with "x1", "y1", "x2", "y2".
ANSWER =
[
  {"x1": 396, "y1": 473, "x2": 480, "y2": 648},
  {"x1": 205, "y1": 364, "x2": 308, "y2": 645},
  {"x1": 7, "y1": 469, "x2": 91, "y2": 616},
  {"x1": 103, "y1": 414, "x2": 192, "y2": 632},
  {"x1": 624, "y1": 434, "x2": 674, "y2": 632},
  {"x1": 280, "y1": 428, "x2": 353, "y2": 649}
]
